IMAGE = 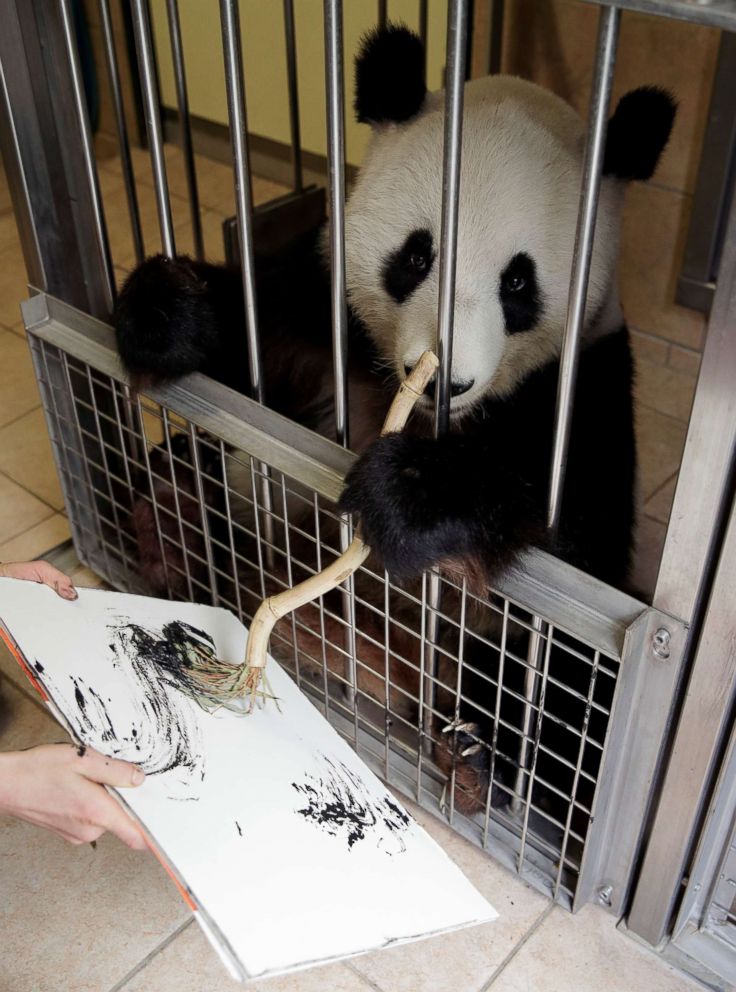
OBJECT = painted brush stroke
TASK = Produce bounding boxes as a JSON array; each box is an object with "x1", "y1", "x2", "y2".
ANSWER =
[
  {"x1": 293, "y1": 755, "x2": 411, "y2": 855},
  {"x1": 36, "y1": 617, "x2": 206, "y2": 796}
]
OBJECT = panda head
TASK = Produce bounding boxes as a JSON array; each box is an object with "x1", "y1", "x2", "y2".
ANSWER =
[{"x1": 344, "y1": 25, "x2": 676, "y2": 417}]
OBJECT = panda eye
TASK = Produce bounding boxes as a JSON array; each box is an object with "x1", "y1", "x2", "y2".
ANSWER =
[
  {"x1": 499, "y1": 252, "x2": 542, "y2": 335},
  {"x1": 382, "y1": 228, "x2": 435, "y2": 304},
  {"x1": 504, "y1": 273, "x2": 526, "y2": 293}
]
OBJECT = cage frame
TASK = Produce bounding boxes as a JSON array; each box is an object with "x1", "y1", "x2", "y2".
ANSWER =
[{"x1": 0, "y1": 0, "x2": 735, "y2": 981}]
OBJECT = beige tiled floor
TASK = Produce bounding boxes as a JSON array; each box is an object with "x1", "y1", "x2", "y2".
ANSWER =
[{"x1": 0, "y1": 144, "x2": 706, "y2": 991}]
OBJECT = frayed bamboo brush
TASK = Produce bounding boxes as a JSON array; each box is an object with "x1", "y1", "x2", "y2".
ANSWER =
[
  {"x1": 214, "y1": 350, "x2": 439, "y2": 712},
  {"x1": 177, "y1": 350, "x2": 437, "y2": 713}
]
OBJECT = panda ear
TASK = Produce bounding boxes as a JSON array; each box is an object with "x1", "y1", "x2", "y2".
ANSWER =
[
  {"x1": 354, "y1": 24, "x2": 426, "y2": 126},
  {"x1": 603, "y1": 87, "x2": 677, "y2": 181}
]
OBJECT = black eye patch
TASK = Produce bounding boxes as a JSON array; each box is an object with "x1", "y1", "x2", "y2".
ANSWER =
[
  {"x1": 381, "y1": 229, "x2": 435, "y2": 304},
  {"x1": 499, "y1": 252, "x2": 542, "y2": 334}
]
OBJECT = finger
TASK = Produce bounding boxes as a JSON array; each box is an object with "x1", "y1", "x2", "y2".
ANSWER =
[
  {"x1": 76, "y1": 747, "x2": 146, "y2": 788},
  {"x1": 35, "y1": 561, "x2": 78, "y2": 600},
  {"x1": 94, "y1": 793, "x2": 148, "y2": 850}
]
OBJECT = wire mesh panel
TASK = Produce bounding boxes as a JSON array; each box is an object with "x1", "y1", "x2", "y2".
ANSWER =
[{"x1": 24, "y1": 294, "x2": 660, "y2": 911}]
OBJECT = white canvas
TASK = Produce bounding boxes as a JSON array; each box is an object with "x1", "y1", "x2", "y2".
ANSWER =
[{"x1": 0, "y1": 579, "x2": 497, "y2": 980}]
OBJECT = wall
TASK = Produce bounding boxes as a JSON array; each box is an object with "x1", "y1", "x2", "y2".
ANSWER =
[{"x1": 148, "y1": 0, "x2": 449, "y2": 168}]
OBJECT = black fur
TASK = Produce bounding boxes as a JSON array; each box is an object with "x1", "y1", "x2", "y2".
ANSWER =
[
  {"x1": 354, "y1": 24, "x2": 426, "y2": 125},
  {"x1": 340, "y1": 328, "x2": 636, "y2": 589},
  {"x1": 499, "y1": 251, "x2": 543, "y2": 334},
  {"x1": 603, "y1": 86, "x2": 677, "y2": 182},
  {"x1": 382, "y1": 229, "x2": 435, "y2": 303},
  {"x1": 114, "y1": 232, "x2": 383, "y2": 435}
]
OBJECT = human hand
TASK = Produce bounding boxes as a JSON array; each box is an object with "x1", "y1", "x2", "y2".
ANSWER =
[
  {"x1": 0, "y1": 743, "x2": 147, "y2": 849},
  {"x1": 0, "y1": 560, "x2": 77, "y2": 600}
]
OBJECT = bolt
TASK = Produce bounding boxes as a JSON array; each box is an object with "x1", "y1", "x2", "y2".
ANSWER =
[
  {"x1": 652, "y1": 627, "x2": 671, "y2": 659},
  {"x1": 598, "y1": 884, "x2": 613, "y2": 907}
]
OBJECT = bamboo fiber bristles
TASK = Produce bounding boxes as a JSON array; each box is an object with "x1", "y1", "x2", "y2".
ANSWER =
[{"x1": 186, "y1": 350, "x2": 439, "y2": 713}]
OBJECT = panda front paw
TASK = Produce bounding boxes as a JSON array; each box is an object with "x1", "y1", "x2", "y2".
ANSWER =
[
  {"x1": 339, "y1": 433, "x2": 465, "y2": 578},
  {"x1": 114, "y1": 254, "x2": 219, "y2": 381}
]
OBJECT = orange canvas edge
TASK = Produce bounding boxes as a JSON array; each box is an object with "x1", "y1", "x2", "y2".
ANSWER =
[
  {"x1": 145, "y1": 837, "x2": 198, "y2": 911},
  {"x1": 0, "y1": 624, "x2": 50, "y2": 701}
]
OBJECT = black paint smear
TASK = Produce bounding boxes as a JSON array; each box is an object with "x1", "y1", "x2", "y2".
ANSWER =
[
  {"x1": 293, "y1": 756, "x2": 411, "y2": 855},
  {"x1": 43, "y1": 618, "x2": 208, "y2": 794},
  {"x1": 110, "y1": 622, "x2": 207, "y2": 780},
  {"x1": 235, "y1": 820, "x2": 242, "y2": 837},
  {"x1": 121, "y1": 621, "x2": 217, "y2": 703}
]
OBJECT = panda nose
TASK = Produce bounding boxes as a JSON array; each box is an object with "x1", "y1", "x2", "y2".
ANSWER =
[{"x1": 403, "y1": 365, "x2": 474, "y2": 398}]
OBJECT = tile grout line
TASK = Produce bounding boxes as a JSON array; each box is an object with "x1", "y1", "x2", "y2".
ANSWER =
[
  {"x1": 0, "y1": 466, "x2": 63, "y2": 516},
  {"x1": 345, "y1": 959, "x2": 391, "y2": 992},
  {"x1": 644, "y1": 470, "x2": 679, "y2": 506},
  {"x1": 477, "y1": 903, "x2": 556, "y2": 992},
  {"x1": 107, "y1": 917, "x2": 195, "y2": 992},
  {"x1": 0, "y1": 402, "x2": 42, "y2": 434}
]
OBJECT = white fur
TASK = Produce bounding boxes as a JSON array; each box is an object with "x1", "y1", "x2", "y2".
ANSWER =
[{"x1": 344, "y1": 75, "x2": 625, "y2": 415}]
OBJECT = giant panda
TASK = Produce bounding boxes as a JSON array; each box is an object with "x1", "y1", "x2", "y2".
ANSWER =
[{"x1": 113, "y1": 25, "x2": 676, "y2": 821}]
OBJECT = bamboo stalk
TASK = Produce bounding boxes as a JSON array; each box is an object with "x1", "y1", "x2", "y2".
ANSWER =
[{"x1": 238, "y1": 350, "x2": 439, "y2": 708}]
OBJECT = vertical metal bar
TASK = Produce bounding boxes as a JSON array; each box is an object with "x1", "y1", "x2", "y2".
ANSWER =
[
  {"x1": 378, "y1": 0, "x2": 388, "y2": 29},
  {"x1": 279, "y1": 476, "x2": 302, "y2": 689},
  {"x1": 99, "y1": 0, "x2": 145, "y2": 264},
  {"x1": 130, "y1": 0, "x2": 176, "y2": 257},
  {"x1": 488, "y1": 0, "x2": 505, "y2": 74},
  {"x1": 219, "y1": 0, "x2": 275, "y2": 571},
  {"x1": 34, "y1": 343, "x2": 90, "y2": 558},
  {"x1": 165, "y1": 0, "x2": 203, "y2": 260},
  {"x1": 161, "y1": 408, "x2": 195, "y2": 602},
  {"x1": 425, "y1": 0, "x2": 469, "y2": 765},
  {"x1": 323, "y1": 0, "x2": 349, "y2": 449},
  {"x1": 248, "y1": 458, "x2": 268, "y2": 601},
  {"x1": 59, "y1": 0, "x2": 115, "y2": 311},
  {"x1": 313, "y1": 495, "x2": 332, "y2": 718},
  {"x1": 553, "y1": 649, "x2": 600, "y2": 898},
  {"x1": 416, "y1": 571, "x2": 429, "y2": 800},
  {"x1": 135, "y1": 397, "x2": 173, "y2": 599},
  {"x1": 516, "y1": 624, "x2": 553, "y2": 872},
  {"x1": 283, "y1": 0, "x2": 304, "y2": 194},
  {"x1": 547, "y1": 5, "x2": 619, "y2": 537},
  {"x1": 219, "y1": 440, "x2": 244, "y2": 622},
  {"x1": 513, "y1": 3, "x2": 618, "y2": 821},
  {"x1": 419, "y1": 0, "x2": 429, "y2": 57},
  {"x1": 629, "y1": 495, "x2": 736, "y2": 946},
  {"x1": 482, "y1": 598, "x2": 509, "y2": 847},
  {"x1": 323, "y1": 0, "x2": 358, "y2": 723},
  {"x1": 219, "y1": 0, "x2": 264, "y2": 399},
  {"x1": 84, "y1": 365, "x2": 133, "y2": 585},
  {"x1": 61, "y1": 355, "x2": 114, "y2": 578},
  {"x1": 447, "y1": 577, "x2": 468, "y2": 826},
  {"x1": 188, "y1": 425, "x2": 219, "y2": 605},
  {"x1": 512, "y1": 614, "x2": 546, "y2": 814},
  {"x1": 434, "y1": 0, "x2": 468, "y2": 435},
  {"x1": 383, "y1": 569, "x2": 392, "y2": 781}
]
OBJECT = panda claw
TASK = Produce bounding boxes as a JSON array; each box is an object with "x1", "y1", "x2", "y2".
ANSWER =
[{"x1": 460, "y1": 743, "x2": 483, "y2": 757}]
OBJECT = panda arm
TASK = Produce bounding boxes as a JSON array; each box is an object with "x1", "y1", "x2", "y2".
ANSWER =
[
  {"x1": 339, "y1": 432, "x2": 546, "y2": 583},
  {"x1": 114, "y1": 255, "x2": 248, "y2": 391}
]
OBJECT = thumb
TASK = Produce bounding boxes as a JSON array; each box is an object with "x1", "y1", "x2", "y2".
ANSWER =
[{"x1": 76, "y1": 747, "x2": 146, "y2": 788}]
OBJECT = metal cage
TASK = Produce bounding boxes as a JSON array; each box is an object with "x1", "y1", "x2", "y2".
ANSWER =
[{"x1": 1, "y1": 0, "x2": 735, "y2": 985}]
